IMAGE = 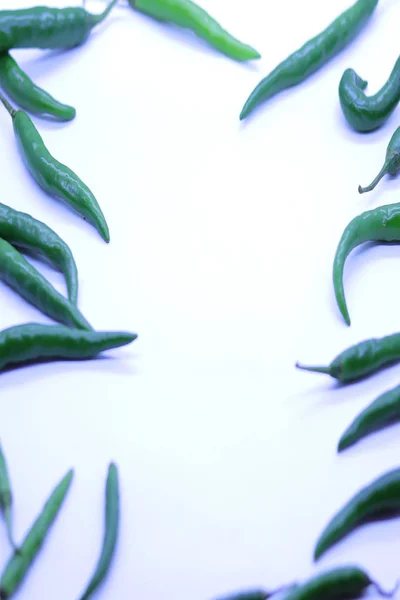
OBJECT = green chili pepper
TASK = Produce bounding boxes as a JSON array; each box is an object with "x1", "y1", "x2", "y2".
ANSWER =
[
  {"x1": 338, "y1": 383, "x2": 400, "y2": 452},
  {"x1": 129, "y1": 0, "x2": 260, "y2": 62},
  {"x1": 0, "y1": 53, "x2": 75, "y2": 121},
  {"x1": 78, "y1": 463, "x2": 119, "y2": 600},
  {"x1": 333, "y1": 203, "x2": 400, "y2": 326},
  {"x1": 0, "y1": 202, "x2": 78, "y2": 305},
  {"x1": 0, "y1": 323, "x2": 137, "y2": 373},
  {"x1": 0, "y1": 469, "x2": 73, "y2": 599},
  {"x1": 296, "y1": 331, "x2": 400, "y2": 383},
  {"x1": 339, "y1": 57, "x2": 400, "y2": 132},
  {"x1": 0, "y1": 443, "x2": 17, "y2": 552},
  {"x1": 240, "y1": 0, "x2": 379, "y2": 121},
  {"x1": 0, "y1": 1, "x2": 117, "y2": 52},
  {"x1": 359, "y1": 124, "x2": 400, "y2": 194},
  {"x1": 314, "y1": 466, "x2": 400, "y2": 561},
  {"x1": 0, "y1": 95, "x2": 110, "y2": 242},
  {"x1": 0, "y1": 237, "x2": 90, "y2": 330},
  {"x1": 283, "y1": 566, "x2": 394, "y2": 600}
]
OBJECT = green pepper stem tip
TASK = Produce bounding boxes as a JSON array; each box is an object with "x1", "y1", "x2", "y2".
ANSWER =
[
  {"x1": 0, "y1": 93, "x2": 16, "y2": 118},
  {"x1": 358, "y1": 161, "x2": 391, "y2": 194},
  {"x1": 295, "y1": 363, "x2": 331, "y2": 375}
]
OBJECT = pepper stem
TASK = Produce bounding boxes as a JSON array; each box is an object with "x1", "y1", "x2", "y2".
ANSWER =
[
  {"x1": 0, "y1": 93, "x2": 16, "y2": 119},
  {"x1": 295, "y1": 363, "x2": 331, "y2": 375},
  {"x1": 89, "y1": 0, "x2": 119, "y2": 26},
  {"x1": 358, "y1": 160, "x2": 391, "y2": 194}
]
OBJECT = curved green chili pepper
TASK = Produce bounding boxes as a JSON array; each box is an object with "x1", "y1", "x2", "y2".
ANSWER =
[
  {"x1": 333, "y1": 203, "x2": 400, "y2": 326},
  {"x1": 0, "y1": 53, "x2": 75, "y2": 121},
  {"x1": 0, "y1": 323, "x2": 137, "y2": 373},
  {"x1": 129, "y1": 0, "x2": 260, "y2": 62},
  {"x1": 0, "y1": 1, "x2": 117, "y2": 52},
  {"x1": 314, "y1": 467, "x2": 400, "y2": 560},
  {"x1": 296, "y1": 331, "x2": 400, "y2": 383},
  {"x1": 0, "y1": 202, "x2": 78, "y2": 304},
  {"x1": 240, "y1": 0, "x2": 379, "y2": 121},
  {"x1": 339, "y1": 57, "x2": 400, "y2": 132},
  {"x1": 359, "y1": 125, "x2": 400, "y2": 194},
  {"x1": 338, "y1": 383, "x2": 400, "y2": 452},
  {"x1": 0, "y1": 95, "x2": 109, "y2": 242},
  {"x1": 283, "y1": 566, "x2": 394, "y2": 600},
  {"x1": 0, "y1": 238, "x2": 90, "y2": 330},
  {"x1": 0, "y1": 469, "x2": 73, "y2": 599},
  {"x1": 78, "y1": 463, "x2": 119, "y2": 600},
  {"x1": 0, "y1": 443, "x2": 17, "y2": 552}
]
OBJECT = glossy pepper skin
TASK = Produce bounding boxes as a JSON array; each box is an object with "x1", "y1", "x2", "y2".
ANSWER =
[
  {"x1": 240, "y1": 0, "x2": 379, "y2": 121},
  {"x1": 0, "y1": 97, "x2": 110, "y2": 242},
  {"x1": 0, "y1": 323, "x2": 137, "y2": 373},
  {"x1": 129, "y1": 0, "x2": 260, "y2": 62},
  {"x1": 0, "y1": 202, "x2": 78, "y2": 305},
  {"x1": 296, "y1": 332, "x2": 400, "y2": 383},
  {"x1": 338, "y1": 383, "x2": 400, "y2": 452},
  {"x1": 314, "y1": 467, "x2": 400, "y2": 560},
  {"x1": 359, "y1": 125, "x2": 400, "y2": 193},
  {"x1": 283, "y1": 566, "x2": 393, "y2": 600},
  {"x1": 0, "y1": 238, "x2": 90, "y2": 330},
  {"x1": 333, "y1": 203, "x2": 400, "y2": 326},
  {"x1": 0, "y1": 469, "x2": 73, "y2": 600},
  {"x1": 0, "y1": 1, "x2": 117, "y2": 52},
  {"x1": 339, "y1": 58, "x2": 400, "y2": 132},
  {"x1": 0, "y1": 53, "x2": 75, "y2": 121}
]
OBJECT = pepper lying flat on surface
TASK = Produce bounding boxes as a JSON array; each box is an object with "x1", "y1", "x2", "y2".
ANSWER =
[
  {"x1": 314, "y1": 467, "x2": 400, "y2": 560},
  {"x1": 0, "y1": 323, "x2": 137, "y2": 373},
  {"x1": 129, "y1": 0, "x2": 260, "y2": 62},
  {"x1": 0, "y1": 95, "x2": 110, "y2": 242},
  {"x1": 359, "y1": 125, "x2": 400, "y2": 194},
  {"x1": 339, "y1": 57, "x2": 400, "y2": 132},
  {"x1": 240, "y1": 0, "x2": 379, "y2": 121},
  {"x1": 0, "y1": 444, "x2": 16, "y2": 552},
  {"x1": 333, "y1": 203, "x2": 400, "y2": 326},
  {"x1": 0, "y1": 52, "x2": 75, "y2": 121},
  {"x1": 0, "y1": 202, "x2": 78, "y2": 305}
]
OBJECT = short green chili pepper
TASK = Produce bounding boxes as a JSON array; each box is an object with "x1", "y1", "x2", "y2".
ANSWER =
[
  {"x1": 0, "y1": 443, "x2": 17, "y2": 552},
  {"x1": 338, "y1": 383, "x2": 400, "y2": 452},
  {"x1": 359, "y1": 125, "x2": 400, "y2": 194},
  {"x1": 333, "y1": 203, "x2": 400, "y2": 326},
  {"x1": 240, "y1": 0, "x2": 379, "y2": 121},
  {"x1": 314, "y1": 466, "x2": 400, "y2": 561},
  {"x1": 0, "y1": 52, "x2": 75, "y2": 121},
  {"x1": 78, "y1": 463, "x2": 119, "y2": 600},
  {"x1": 0, "y1": 202, "x2": 78, "y2": 304},
  {"x1": 0, "y1": 323, "x2": 137, "y2": 373},
  {"x1": 0, "y1": 1, "x2": 117, "y2": 52},
  {"x1": 0, "y1": 469, "x2": 73, "y2": 599},
  {"x1": 0, "y1": 95, "x2": 110, "y2": 242},
  {"x1": 129, "y1": 0, "x2": 260, "y2": 62},
  {"x1": 339, "y1": 57, "x2": 400, "y2": 132},
  {"x1": 297, "y1": 331, "x2": 400, "y2": 383},
  {"x1": 0, "y1": 237, "x2": 90, "y2": 330}
]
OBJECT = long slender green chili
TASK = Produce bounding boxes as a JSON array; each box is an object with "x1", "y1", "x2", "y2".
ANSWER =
[
  {"x1": 78, "y1": 463, "x2": 119, "y2": 600},
  {"x1": 0, "y1": 1, "x2": 117, "y2": 52},
  {"x1": 0, "y1": 53, "x2": 75, "y2": 121},
  {"x1": 0, "y1": 202, "x2": 78, "y2": 304},
  {"x1": 129, "y1": 0, "x2": 260, "y2": 62},
  {"x1": 0, "y1": 238, "x2": 90, "y2": 330},
  {"x1": 0, "y1": 443, "x2": 17, "y2": 551},
  {"x1": 333, "y1": 203, "x2": 400, "y2": 326},
  {"x1": 338, "y1": 383, "x2": 400, "y2": 452},
  {"x1": 0, "y1": 95, "x2": 110, "y2": 242},
  {"x1": 314, "y1": 467, "x2": 400, "y2": 560},
  {"x1": 240, "y1": 0, "x2": 379, "y2": 121},
  {"x1": 0, "y1": 469, "x2": 73, "y2": 600},
  {"x1": 339, "y1": 57, "x2": 400, "y2": 132},
  {"x1": 296, "y1": 331, "x2": 400, "y2": 383},
  {"x1": 283, "y1": 566, "x2": 394, "y2": 600},
  {"x1": 0, "y1": 323, "x2": 137, "y2": 373},
  {"x1": 359, "y1": 125, "x2": 400, "y2": 194}
]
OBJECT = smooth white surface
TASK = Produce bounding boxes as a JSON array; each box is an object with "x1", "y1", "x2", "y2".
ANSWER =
[{"x1": 1, "y1": 0, "x2": 400, "y2": 597}]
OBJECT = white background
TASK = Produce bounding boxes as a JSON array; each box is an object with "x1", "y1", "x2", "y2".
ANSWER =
[{"x1": 1, "y1": 0, "x2": 400, "y2": 598}]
